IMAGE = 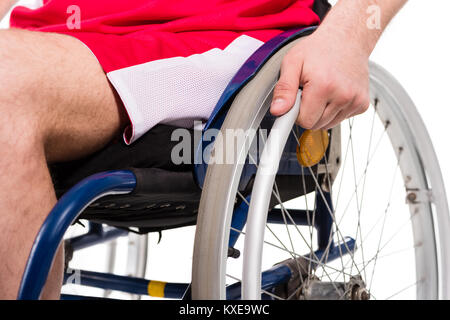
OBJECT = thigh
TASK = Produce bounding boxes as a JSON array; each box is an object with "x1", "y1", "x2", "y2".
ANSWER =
[{"x1": 0, "y1": 28, "x2": 128, "y2": 163}]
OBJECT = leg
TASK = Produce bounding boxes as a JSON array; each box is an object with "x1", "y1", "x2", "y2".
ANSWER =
[{"x1": 0, "y1": 28, "x2": 127, "y2": 299}]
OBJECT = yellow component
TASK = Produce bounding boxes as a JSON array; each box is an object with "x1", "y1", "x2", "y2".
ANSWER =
[
  {"x1": 147, "y1": 280, "x2": 166, "y2": 298},
  {"x1": 296, "y1": 129, "x2": 329, "y2": 167}
]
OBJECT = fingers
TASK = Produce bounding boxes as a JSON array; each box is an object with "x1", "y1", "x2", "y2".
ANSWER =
[
  {"x1": 322, "y1": 110, "x2": 346, "y2": 130},
  {"x1": 270, "y1": 52, "x2": 302, "y2": 116},
  {"x1": 296, "y1": 81, "x2": 329, "y2": 129},
  {"x1": 323, "y1": 91, "x2": 370, "y2": 130},
  {"x1": 271, "y1": 46, "x2": 370, "y2": 130},
  {"x1": 346, "y1": 96, "x2": 371, "y2": 119},
  {"x1": 309, "y1": 101, "x2": 347, "y2": 130},
  {"x1": 311, "y1": 89, "x2": 356, "y2": 130}
]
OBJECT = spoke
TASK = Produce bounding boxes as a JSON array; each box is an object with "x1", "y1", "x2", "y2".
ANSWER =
[
  {"x1": 230, "y1": 224, "x2": 306, "y2": 264},
  {"x1": 347, "y1": 115, "x2": 374, "y2": 281},
  {"x1": 225, "y1": 273, "x2": 289, "y2": 300},
  {"x1": 244, "y1": 152, "x2": 317, "y2": 258},
  {"x1": 310, "y1": 163, "x2": 363, "y2": 277},
  {"x1": 226, "y1": 273, "x2": 241, "y2": 282},
  {"x1": 308, "y1": 162, "x2": 362, "y2": 276},
  {"x1": 300, "y1": 163, "x2": 316, "y2": 276},
  {"x1": 247, "y1": 137, "x2": 336, "y2": 283},
  {"x1": 385, "y1": 279, "x2": 422, "y2": 300},
  {"x1": 357, "y1": 108, "x2": 378, "y2": 219},
  {"x1": 268, "y1": 200, "x2": 342, "y2": 295},
  {"x1": 360, "y1": 212, "x2": 416, "y2": 278},
  {"x1": 231, "y1": 225, "x2": 355, "y2": 276},
  {"x1": 362, "y1": 245, "x2": 416, "y2": 272},
  {"x1": 347, "y1": 118, "x2": 361, "y2": 279},
  {"x1": 265, "y1": 224, "x2": 304, "y2": 270},
  {"x1": 229, "y1": 225, "x2": 342, "y2": 274},
  {"x1": 328, "y1": 245, "x2": 415, "y2": 279},
  {"x1": 267, "y1": 188, "x2": 343, "y2": 287},
  {"x1": 286, "y1": 287, "x2": 303, "y2": 300},
  {"x1": 291, "y1": 128, "x2": 363, "y2": 278},
  {"x1": 335, "y1": 210, "x2": 417, "y2": 283},
  {"x1": 355, "y1": 201, "x2": 414, "y2": 256},
  {"x1": 367, "y1": 152, "x2": 402, "y2": 291},
  {"x1": 310, "y1": 127, "x2": 348, "y2": 284},
  {"x1": 333, "y1": 120, "x2": 352, "y2": 212},
  {"x1": 295, "y1": 125, "x2": 317, "y2": 278},
  {"x1": 237, "y1": 191, "x2": 250, "y2": 206},
  {"x1": 321, "y1": 133, "x2": 347, "y2": 284},
  {"x1": 262, "y1": 289, "x2": 284, "y2": 300},
  {"x1": 323, "y1": 116, "x2": 389, "y2": 283},
  {"x1": 265, "y1": 197, "x2": 339, "y2": 283},
  {"x1": 272, "y1": 181, "x2": 306, "y2": 287},
  {"x1": 336, "y1": 120, "x2": 389, "y2": 227}
]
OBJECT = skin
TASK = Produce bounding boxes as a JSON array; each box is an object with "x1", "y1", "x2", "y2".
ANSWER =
[
  {"x1": 0, "y1": 0, "x2": 406, "y2": 299},
  {"x1": 0, "y1": 28, "x2": 126, "y2": 299},
  {"x1": 0, "y1": 0, "x2": 15, "y2": 17},
  {"x1": 271, "y1": 0, "x2": 408, "y2": 129}
]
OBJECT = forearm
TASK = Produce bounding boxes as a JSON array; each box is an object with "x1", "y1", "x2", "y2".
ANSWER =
[
  {"x1": 1, "y1": 0, "x2": 17, "y2": 21},
  {"x1": 319, "y1": 0, "x2": 407, "y2": 56}
]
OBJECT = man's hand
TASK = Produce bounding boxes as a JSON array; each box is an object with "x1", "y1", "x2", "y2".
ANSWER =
[
  {"x1": 271, "y1": 27, "x2": 370, "y2": 130},
  {"x1": 271, "y1": 0, "x2": 407, "y2": 129}
]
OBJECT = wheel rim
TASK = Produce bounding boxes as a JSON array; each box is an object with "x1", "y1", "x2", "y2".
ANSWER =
[
  {"x1": 241, "y1": 101, "x2": 436, "y2": 300},
  {"x1": 192, "y1": 52, "x2": 448, "y2": 299}
]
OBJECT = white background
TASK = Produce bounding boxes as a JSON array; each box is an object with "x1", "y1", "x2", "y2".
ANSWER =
[{"x1": 2, "y1": 0, "x2": 450, "y2": 299}]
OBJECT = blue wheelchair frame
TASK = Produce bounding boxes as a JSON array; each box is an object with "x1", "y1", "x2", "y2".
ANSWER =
[{"x1": 17, "y1": 27, "x2": 355, "y2": 300}]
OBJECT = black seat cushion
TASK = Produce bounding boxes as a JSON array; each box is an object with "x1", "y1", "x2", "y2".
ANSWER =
[
  {"x1": 49, "y1": 124, "x2": 201, "y2": 232},
  {"x1": 50, "y1": 124, "x2": 195, "y2": 197}
]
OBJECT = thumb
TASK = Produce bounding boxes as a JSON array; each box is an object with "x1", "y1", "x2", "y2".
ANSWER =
[{"x1": 270, "y1": 54, "x2": 302, "y2": 116}]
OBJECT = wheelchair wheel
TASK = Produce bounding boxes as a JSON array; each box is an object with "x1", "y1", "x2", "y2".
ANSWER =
[{"x1": 192, "y1": 39, "x2": 450, "y2": 300}]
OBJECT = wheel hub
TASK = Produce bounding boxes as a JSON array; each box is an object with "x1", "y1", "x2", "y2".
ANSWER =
[{"x1": 299, "y1": 276, "x2": 370, "y2": 300}]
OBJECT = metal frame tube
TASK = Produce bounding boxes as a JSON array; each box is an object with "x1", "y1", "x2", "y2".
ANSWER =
[
  {"x1": 17, "y1": 170, "x2": 136, "y2": 300},
  {"x1": 67, "y1": 222, "x2": 128, "y2": 252},
  {"x1": 64, "y1": 269, "x2": 189, "y2": 299}
]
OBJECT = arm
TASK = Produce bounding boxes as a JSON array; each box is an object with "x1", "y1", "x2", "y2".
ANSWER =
[
  {"x1": 271, "y1": 0, "x2": 408, "y2": 130},
  {"x1": 1, "y1": 0, "x2": 18, "y2": 21}
]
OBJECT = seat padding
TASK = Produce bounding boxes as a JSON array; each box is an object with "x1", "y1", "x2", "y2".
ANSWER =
[{"x1": 49, "y1": 124, "x2": 200, "y2": 232}]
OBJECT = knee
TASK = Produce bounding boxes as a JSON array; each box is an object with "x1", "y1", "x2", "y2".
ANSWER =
[
  {"x1": 0, "y1": 30, "x2": 38, "y2": 105},
  {"x1": 0, "y1": 30, "x2": 47, "y2": 149},
  {"x1": 0, "y1": 112, "x2": 42, "y2": 158}
]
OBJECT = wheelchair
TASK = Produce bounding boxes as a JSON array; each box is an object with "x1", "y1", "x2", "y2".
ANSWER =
[{"x1": 17, "y1": 26, "x2": 450, "y2": 300}]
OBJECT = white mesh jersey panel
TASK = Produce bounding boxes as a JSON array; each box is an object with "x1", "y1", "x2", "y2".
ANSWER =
[{"x1": 107, "y1": 35, "x2": 264, "y2": 144}]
